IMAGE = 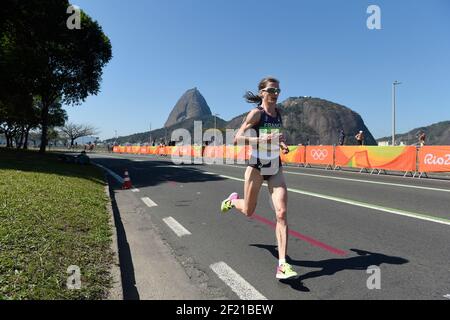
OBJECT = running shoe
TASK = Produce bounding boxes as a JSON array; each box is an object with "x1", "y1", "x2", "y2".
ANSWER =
[
  {"x1": 276, "y1": 263, "x2": 298, "y2": 279},
  {"x1": 220, "y1": 192, "x2": 239, "y2": 212}
]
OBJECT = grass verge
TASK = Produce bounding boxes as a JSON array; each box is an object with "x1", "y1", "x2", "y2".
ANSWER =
[{"x1": 0, "y1": 148, "x2": 113, "y2": 299}]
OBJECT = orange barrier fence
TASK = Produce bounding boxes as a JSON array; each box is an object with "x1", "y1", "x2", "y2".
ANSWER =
[
  {"x1": 113, "y1": 145, "x2": 450, "y2": 174},
  {"x1": 418, "y1": 146, "x2": 450, "y2": 173},
  {"x1": 203, "y1": 146, "x2": 251, "y2": 161},
  {"x1": 305, "y1": 146, "x2": 334, "y2": 166},
  {"x1": 203, "y1": 146, "x2": 223, "y2": 159},
  {"x1": 335, "y1": 146, "x2": 416, "y2": 172},
  {"x1": 280, "y1": 146, "x2": 305, "y2": 164}
]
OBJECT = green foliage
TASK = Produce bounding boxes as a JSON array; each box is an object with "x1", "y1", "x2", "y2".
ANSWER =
[
  {"x1": 0, "y1": 148, "x2": 113, "y2": 299},
  {"x1": 0, "y1": 0, "x2": 112, "y2": 152}
]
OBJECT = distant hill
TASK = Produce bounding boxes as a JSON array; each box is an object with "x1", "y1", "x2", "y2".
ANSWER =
[
  {"x1": 164, "y1": 88, "x2": 211, "y2": 127},
  {"x1": 107, "y1": 90, "x2": 379, "y2": 146},
  {"x1": 227, "y1": 97, "x2": 377, "y2": 145},
  {"x1": 377, "y1": 121, "x2": 450, "y2": 145},
  {"x1": 109, "y1": 114, "x2": 227, "y2": 145}
]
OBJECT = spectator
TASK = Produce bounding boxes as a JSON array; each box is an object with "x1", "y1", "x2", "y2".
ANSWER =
[
  {"x1": 418, "y1": 131, "x2": 426, "y2": 147},
  {"x1": 355, "y1": 130, "x2": 364, "y2": 145},
  {"x1": 338, "y1": 129, "x2": 346, "y2": 146},
  {"x1": 76, "y1": 150, "x2": 90, "y2": 165}
]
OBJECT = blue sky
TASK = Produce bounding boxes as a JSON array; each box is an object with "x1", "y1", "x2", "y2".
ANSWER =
[{"x1": 65, "y1": 0, "x2": 450, "y2": 140}]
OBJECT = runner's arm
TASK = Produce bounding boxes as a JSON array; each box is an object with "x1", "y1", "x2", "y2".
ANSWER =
[
  {"x1": 280, "y1": 141, "x2": 289, "y2": 154},
  {"x1": 233, "y1": 109, "x2": 261, "y2": 145}
]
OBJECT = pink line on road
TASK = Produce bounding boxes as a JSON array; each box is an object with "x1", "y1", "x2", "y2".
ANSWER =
[{"x1": 251, "y1": 214, "x2": 348, "y2": 257}]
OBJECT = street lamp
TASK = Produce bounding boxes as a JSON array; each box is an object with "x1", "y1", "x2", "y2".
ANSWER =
[{"x1": 392, "y1": 80, "x2": 401, "y2": 146}]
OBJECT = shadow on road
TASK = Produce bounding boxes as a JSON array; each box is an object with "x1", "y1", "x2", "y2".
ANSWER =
[
  {"x1": 250, "y1": 244, "x2": 409, "y2": 293},
  {"x1": 108, "y1": 179, "x2": 140, "y2": 300},
  {"x1": 93, "y1": 155, "x2": 226, "y2": 188}
]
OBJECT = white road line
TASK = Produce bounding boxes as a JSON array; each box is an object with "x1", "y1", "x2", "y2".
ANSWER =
[
  {"x1": 283, "y1": 170, "x2": 450, "y2": 194},
  {"x1": 162, "y1": 217, "x2": 192, "y2": 237},
  {"x1": 214, "y1": 163, "x2": 450, "y2": 194},
  {"x1": 141, "y1": 197, "x2": 158, "y2": 208},
  {"x1": 93, "y1": 162, "x2": 141, "y2": 192},
  {"x1": 444, "y1": 294, "x2": 450, "y2": 300},
  {"x1": 204, "y1": 171, "x2": 450, "y2": 226},
  {"x1": 210, "y1": 262, "x2": 267, "y2": 300},
  {"x1": 93, "y1": 162, "x2": 124, "y2": 183}
]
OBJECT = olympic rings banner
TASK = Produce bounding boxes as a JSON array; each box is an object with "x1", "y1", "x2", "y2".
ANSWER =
[
  {"x1": 305, "y1": 146, "x2": 334, "y2": 166},
  {"x1": 335, "y1": 146, "x2": 416, "y2": 171},
  {"x1": 418, "y1": 146, "x2": 450, "y2": 173}
]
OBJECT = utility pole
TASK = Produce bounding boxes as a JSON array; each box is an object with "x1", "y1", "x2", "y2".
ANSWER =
[
  {"x1": 392, "y1": 80, "x2": 401, "y2": 146},
  {"x1": 214, "y1": 113, "x2": 220, "y2": 146}
]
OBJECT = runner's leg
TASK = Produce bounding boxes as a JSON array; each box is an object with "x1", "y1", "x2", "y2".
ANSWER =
[
  {"x1": 232, "y1": 166, "x2": 264, "y2": 217},
  {"x1": 268, "y1": 168, "x2": 288, "y2": 261}
]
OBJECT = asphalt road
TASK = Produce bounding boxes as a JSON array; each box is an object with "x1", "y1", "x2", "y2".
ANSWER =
[{"x1": 91, "y1": 153, "x2": 450, "y2": 300}]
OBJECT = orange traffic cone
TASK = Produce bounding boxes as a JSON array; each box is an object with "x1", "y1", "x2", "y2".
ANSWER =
[{"x1": 122, "y1": 169, "x2": 132, "y2": 189}]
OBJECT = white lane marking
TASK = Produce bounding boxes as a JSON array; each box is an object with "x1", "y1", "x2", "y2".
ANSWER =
[
  {"x1": 210, "y1": 262, "x2": 267, "y2": 300},
  {"x1": 282, "y1": 163, "x2": 450, "y2": 182},
  {"x1": 93, "y1": 162, "x2": 139, "y2": 192},
  {"x1": 141, "y1": 197, "x2": 158, "y2": 208},
  {"x1": 162, "y1": 217, "x2": 192, "y2": 237},
  {"x1": 283, "y1": 170, "x2": 450, "y2": 194},
  {"x1": 93, "y1": 162, "x2": 124, "y2": 183},
  {"x1": 204, "y1": 171, "x2": 450, "y2": 226},
  {"x1": 443, "y1": 294, "x2": 450, "y2": 299},
  {"x1": 215, "y1": 163, "x2": 450, "y2": 194}
]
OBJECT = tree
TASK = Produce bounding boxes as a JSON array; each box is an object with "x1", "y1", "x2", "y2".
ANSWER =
[
  {"x1": 44, "y1": 100, "x2": 68, "y2": 148},
  {"x1": 60, "y1": 122, "x2": 98, "y2": 148},
  {"x1": 0, "y1": 0, "x2": 112, "y2": 153}
]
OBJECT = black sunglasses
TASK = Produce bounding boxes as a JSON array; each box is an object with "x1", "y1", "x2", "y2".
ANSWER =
[{"x1": 262, "y1": 87, "x2": 281, "y2": 94}]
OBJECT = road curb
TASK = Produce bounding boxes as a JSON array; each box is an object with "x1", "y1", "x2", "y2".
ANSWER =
[{"x1": 104, "y1": 182, "x2": 124, "y2": 300}]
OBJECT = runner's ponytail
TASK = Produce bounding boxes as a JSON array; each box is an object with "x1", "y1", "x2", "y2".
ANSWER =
[{"x1": 243, "y1": 91, "x2": 263, "y2": 105}]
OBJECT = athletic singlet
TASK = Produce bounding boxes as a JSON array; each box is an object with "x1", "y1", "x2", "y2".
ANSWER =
[{"x1": 251, "y1": 106, "x2": 283, "y2": 160}]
